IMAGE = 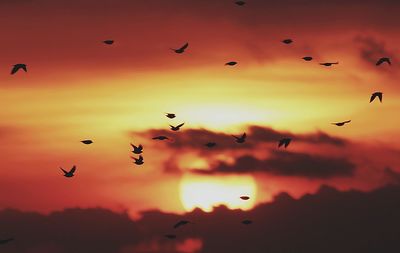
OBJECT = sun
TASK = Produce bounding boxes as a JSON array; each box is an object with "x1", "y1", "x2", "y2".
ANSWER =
[{"x1": 179, "y1": 174, "x2": 257, "y2": 212}]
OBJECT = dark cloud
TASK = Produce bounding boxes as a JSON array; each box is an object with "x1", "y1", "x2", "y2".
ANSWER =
[{"x1": 1, "y1": 185, "x2": 400, "y2": 253}]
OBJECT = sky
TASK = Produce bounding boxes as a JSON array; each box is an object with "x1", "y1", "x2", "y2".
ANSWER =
[{"x1": 0, "y1": 0, "x2": 400, "y2": 251}]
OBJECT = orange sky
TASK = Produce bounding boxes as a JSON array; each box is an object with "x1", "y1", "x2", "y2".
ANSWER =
[{"x1": 0, "y1": 0, "x2": 400, "y2": 217}]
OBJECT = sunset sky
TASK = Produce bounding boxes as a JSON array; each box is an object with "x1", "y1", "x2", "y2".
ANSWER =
[{"x1": 1, "y1": 1, "x2": 400, "y2": 252}]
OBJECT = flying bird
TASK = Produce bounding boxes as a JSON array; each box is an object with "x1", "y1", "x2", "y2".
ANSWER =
[
  {"x1": 205, "y1": 142, "x2": 217, "y2": 148},
  {"x1": 103, "y1": 40, "x2": 114, "y2": 45},
  {"x1": 302, "y1": 56, "x2": 313, "y2": 61},
  {"x1": 370, "y1": 92, "x2": 383, "y2": 103},
  {"x1": 132, "y1": 155, "x2": 144, "y2": 165},
  {"x1": 171, "y1": 42, "x2": 189, "y2": 54},
  {"x1": 235, "y1": 1, "x2": 246, "y2": 6},
  {"x1": 170, "y1": 123, "x2": 185, "y2": 131},
  {"x1": 225, "y1": 61, "x2": 237, "y2": 66},
  {"x1": 240, "y1": 196, "x2": 250, "y2": 200},
  {"x1": 11, "y1": 64, "x2": 27, "y2": 75},
  {"x1": 152, "y1": 136, "x2": 169, "y2": 140},
  {"x1": 242, "y1": 220, "x2": 253, "y2": 225},
  {"x1": 60, "y1": 166, "x2": 76, "y2": 178},
  {"x1": 166, "y1": 113, "x2": 176, "y2": 119},
  {"x1": 376, "y1": 57, "x2": 391, "y2": 66},
  {"x1": 165, "y1": 234, "x2": 177, "y2": 239},
  {"x1": 233, "y1": 133, "x2": 246, "y2": 143},
  {"x1": 173, "y1": 220, "x2": 190, "y2": 229},
  {"x1": 81, "y1": 140, "x2": 93, "y2": 145},
  {"x1": 278, "y1": 138, "x2": 292, "y2": 148},
  {"x1": 0, "y1": 238, "x2": 14, "y2": 245},
  {"x1": 332, "y1": 120, "x2": 351, "y2": 126},
  {"x1": 282, "y1": 39, "x2": 293, "y2": 44},
  {"x1": 131, "y1": 144, "x2": 143, "y2": 154},
  {"x1": 320, "y1": 62, "x2": 338, "y2": 66}
]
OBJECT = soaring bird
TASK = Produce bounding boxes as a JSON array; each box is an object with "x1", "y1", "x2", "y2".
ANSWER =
[
  {"x1": 173, "y1": 220, "x2": 190, "y2": 229},
  {"x1": 170, "y1": 123, "x2": 185, "y2": 131},
  {"x1": 320, "y1": 62, "x2": 338, "y2": 66},
  {"x1": 233, "y1": 133, "x2": 246, "y2": 143},
  {"x1": 302, "y1": 56, "x2": 313, "y2": 61},
  {"x1": 103, "y1": 40, "x2": 114, "y2": 45},
  {"x1": 0, "y1": 238, "x2": 14, "y2": 245},
  {"x1": 165, "y1": 234, "x2": 177, "y2": 239},
  {"x1": 81, "y1": 140, "x2": 93, "y2": 145},
  {"x1": 166, "y1": 113, "x2": 176, "y2": 119},
  {"x1": 225, "y1": 61, "x2": 237, "y2": 66},
  {"x1": 242, "y1": 220, "x2": 253, "y2": 225},
  {"x1": 376, "y1": 57, "x2": 391, "y2": 66},
  {"x1": 132, "y1": 155, "x2": 144, "y2": 165},
  {"x1": 332, "y1": 120, "x2": 351, "y2": 126},
  {"x1": 11, "y1": 64, "x2": 27, "y2": 75},
  {"x1": 282, "y1": 39, "x2": 293, "y2": 44},
  {"x1": 131, "y1": 144, "x2": 143, "y2": 154},
  {"x1": 60, "y1": 166, "x2": 76, "y2": 178},
  {"x1": 240, "y1": 196, "x2": 250, "y2": 200},
  {"x1": 370, "y1": 92, "x2": 383, "y2": 103},
  {"x1": 171, "y1": 43, "x2": 189, "y2": 54},
  {"x1": 205, "y1": 142, "x2": 217, "y2": 148},
  {"x1": 278, "y1": 138, "x2": 292, "y2": 148},
  {"x1": 152, "y1": 136, "x2": 169, "y2": 140},
  {"x1": 235, "y1": 1, "x2": 246, "y2": 6}
]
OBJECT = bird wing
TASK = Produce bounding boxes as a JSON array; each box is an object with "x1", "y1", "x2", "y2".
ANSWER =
[
  {"x1": 11, "y1": 65, "x2": 19, "y2": 75},
  {"x1": 179, "y1": 43, "x2": 189, "y2": 51},
  {"x1": 60, "y1": 167, "x2": 68, "y2": 174},
  {"x1": 378, "y1": 93, "x2": 383, "y2": 102},
  {"x1": 139, "y1": 155, "x2": 143, "y2": 161},
  {"x1": 376, "y1": 58, "x2": 384, "y2": 65},
  {"x1": 173, "y1": 221, "x2": 186, "y2": 228},
  {"x1": 242, "y1": 133, "x2": 246, "y2": 139},
  {"x1": 387, "y1": 58, "x2": 392, "y2": 65},
  {"x1": 232, "y1": 135, "x2": 239, "y2": 140},
  {"x1": 278, "y1": 140, "x2": 284, "y2": 147},
  {"x1": 22, "y1": 65, "x2": 27, "y2": 72},
  {"x1": 370, "y1": 94, "x2": 376, "y2": 103},
  {"x1": 70, "y1": 166, "x2": 76, "y2": 173},
  {"x1": 344, "y1": 120, "x2": 351, "y2": 124},
  {"x1": 177, "y1": 123, "x2": 185, "y2": 128},
  {"x1": 138, "y1": 144, "x2": 143, "y2": 149}
]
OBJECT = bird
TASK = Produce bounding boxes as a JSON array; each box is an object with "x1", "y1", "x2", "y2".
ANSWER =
[
  {"x1": 166, "y1": 113, "x2": 176, "y2": 119},
  {"x1": 0, "y1": 238, "x2": 14, "y2": 245},
  {"x1": 370, "y1": 92, "x2": 383, "y2": 103},
  {"x1": 60, "y1": 166, "x2": 76, "y2": 178},
  {"x1": 302, "y1": 56, "x2": 313, "y2": 61},
  {"x1": 131, "y1": 144, "x2": 143, "y2": 154},
  {"x1": 233, "y1": 133, "x2": 246, "y2": 143},
  {"x1": 205, "y1": 142, "x2": 217, "y2": 148},
  {"x1": 225, "y1": 61, "x2": 237, "y2": 66},
  {"x1": 278, "y1": 138, "x2": 292, "y2": 148},
  {"x1": 171, "y1": 43, "x2": 189, "y2": 54},
  {"x1": 103, "y1": 40, "x2": 114, "y2": 45},
  {"x1": 165, "y1": 234, "x2": 177, "y2": 239},
  {"x1": 376, "y1": 57, "x2": 391, "y2": 66},
  {"x1": 170, "y1": 123, "x2": 184, "y2": 131},
  {"x1": 152, "y1": 136, "x2": 169, "y2": 141},
  {"x1": 282, "y1": 39, "x2": 293, "y2": 44},
  {"x1": 240, "y1": 196, "x2": 250, "y2": 200},
  {"x1": 242, "y1": 220, "x2": 253, "y2": 225},
  {"x1": 81, "y1": 140, "x2": 93, "y2": 145},
  {"x1": 11, "y1": 64, "x2": 27, "y2": 75},
  {"x1": 320, "y1": 62, "x2": 338, "y2": 66},
  {"x1": 132, "y1": 155, "x2": 144, "y2": 165},
  {"x1": 332, "y1": 120, "x2": 351, "y2": 126},
  {"x1": 235, "y1": 1, "x2": 246, "y2": 6},
  {"x1": 173, "y1": 220, "x2": 190, "y2": 229}
]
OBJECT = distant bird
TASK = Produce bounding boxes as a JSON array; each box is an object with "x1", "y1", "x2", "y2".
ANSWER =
[
  {"x1": 278, "y1": 138, "x2": 292, "y2": 148},
  {"x1": 173, "y1": 220, "x2": 190, "y2": 229},
  {"x1": 332, "y1": 120, "x2": 351, "y2": 126},
  {"x1": 60, "y1": 166, "x2": 76, "y2": 178},
  {"x1": 225, "y1": 61, "x2": 237, "y2": 66},
  {"x1": 233, "y1": 133, "x2": 246, "y2": 143},
  {"x1": 131, "y1": 144, "x2": 143, "y2": 154},
  {"x1": 132, "y1": 155, "x2": 144, "y2": 165},
  {"x1": 166, "y1": 113, "x2": 176, "y2": 119},
  {"x1": 170, "y1": 123, "x2": 184, "y2": 131},
  {"x1": 302, "y1": 56, "x2": 313, "y2": 61},
  {"x1": 320, "y1": 62, "x2": 338, "y2": 66},
  {"x1": 282, "y1": 39, "x2": 293, "y2": 44},
  {"x1": 103, "y1": 40, "x2": 114, "y2": 45},
  {"x1": 0, "y1": 238, "x2": 14, "y2": 245},
  {"x1": 205, "y1": 142, "x2": 217, "y2": 148},
  {"x1": 242, "y1": 220, "x2": 253, "y2": 225},
  {"x1": 152, "y1": 136, "x2": 169, "y2": 141},
  {"x1": 240, "y1": 196, "x2": 250, "y2": 200},
  {"x1": 165, "y1": 234, "x2": 177, "y2": 239},
  {"x1": 11, "y1": 64, "x2": 27, "y2": 75},
  {"x1": 376, "y1": 57, "x2": 391, "y2": 66},
  {"x1": 171, "y1": 43, "x2": 189, "y2": 54},
  {"x1": 370, "y1": 92, "x2": 383, "y2": 103},
  {"x1": 81, "y1": 140, "x2": 93, "y2": 145},
  {"x1": 235, "y1": 1, "x2": 246, "y2": 6}
]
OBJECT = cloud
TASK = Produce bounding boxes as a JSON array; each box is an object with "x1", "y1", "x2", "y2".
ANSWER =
[{"x1": 355, "y1": 36, "x2": 396, "y2": 66}]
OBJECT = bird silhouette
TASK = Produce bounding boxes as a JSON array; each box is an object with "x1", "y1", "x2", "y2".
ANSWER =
[
  {"x1": 165, "y1": 234, "x2": 177, "y2": 239},
  {"x1": 332, "y1": 120, "x2": 351, "y2": 126},
  {"x1": 376, "y1": 57, "x2": 391, "y2": 66},
  {"x1": 171, "y1": 43, "x2": 189, "y2": 54},
  {"x1": 173, "y1": 220, "x2": 190, "y2": 229},
  {"x1": 103, "y1": 40, "x2": 114, "y2": 45},
  {"x1": 81, "y1": 140, "x2": 93, "y2": 145},
  {"x1": 370, "y1": 92, "x2": 383, "y2": 103},
  {"x1": 131, "y1": 144, "x2": 143, "y2": 154},
  {"x1": 205, "y1": 142, "x2": 217, "y2": 148},
  {"x1": 242, "y1": 220, "x2": 253, "y2": 225},
  {"x1": 302, "y1": 56, "x2": 313, "y2": 61},
  {"x1": 170, "y1": 123, "x2": 184, "y2": 131},
  {"x1": 132, "y1": 155, "x2": 144, "y2": 165},
  {"x1": 282, "y1": 39, "x2": 293, "y2": 44},
  {"x1": 225, "y1": 61, "x2": 237, "y2": 66},
  {"x1": 278, "y1": 138, "x2": 292, "y2": 148},
  {"x1": 152, "y1": 136, "x2": 169, "y2": 140},
  {"x1": 166, "y1": 113, "x2": 176, "y2": 119},
  {"x1": 0, "y1": 238, "x2": 14, "y2": 245},
  {"x1": 11, "y1": 64, "x2": 27, "y2": 75},
  {"x1": 235, "y1": 1, "x2": 246, "y2": 6},
  {"x1": 240, "y1": 196, "x2": 250, "y2": 200},
  {"x1": 233, "y1": 133, "x2": 246, "y2": 143},
  {"x1": 320, "y1": 62, "x2": 338, "y2": 66},
  {"x1": 60, "y1": 166, "x2": 76, "y2": 178}
]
